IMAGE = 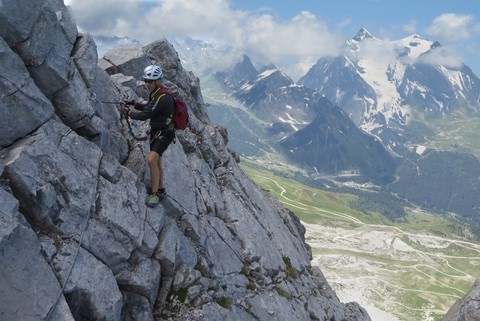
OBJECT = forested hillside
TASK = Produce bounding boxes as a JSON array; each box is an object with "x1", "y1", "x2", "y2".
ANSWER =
[{"x1": 388, "y1": 150, "x2": 480, "y2": 223}]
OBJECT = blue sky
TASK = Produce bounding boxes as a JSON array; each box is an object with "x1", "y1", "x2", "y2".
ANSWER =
[
  {"x1": 65, "y1": 0, "x2": 480, "y2": 78},
  {"x1": 231, "y1": 0, "x2": 479, "y2": 34}
]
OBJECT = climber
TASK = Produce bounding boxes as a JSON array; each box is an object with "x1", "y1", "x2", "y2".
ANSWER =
[{"x1": 121, "y1": 65, "x2": 175, "y2": 208}]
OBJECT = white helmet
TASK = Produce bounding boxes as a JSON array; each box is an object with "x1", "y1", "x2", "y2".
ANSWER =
[{"x1": 143, "y1": 65, "x2": 163, "y2": 81}]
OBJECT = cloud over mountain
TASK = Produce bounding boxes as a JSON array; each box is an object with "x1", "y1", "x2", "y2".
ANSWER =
[
  {"x1": 65, "y1": 0, "x2": 342, "y2": 79},
  {"x1": 426, "y1": 13, "x2": 478, "y2": 41},
  {"x1": 65, "y1": 0, "x2": 480, "y2": 79}
]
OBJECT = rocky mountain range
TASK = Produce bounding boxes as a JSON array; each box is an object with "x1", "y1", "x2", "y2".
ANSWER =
[
  {"x1": 279, "y1": 97, "x2": 398, "y2": 184},
  {"x1": 299, "y1": 28, "x2": 480, "y2": 154},
  {"x1": 175, "y1": 29, "x2": 480, "y2": 159},
  {"x1": 0, "y1": 0, "x2": 372, "y2": 320},
  {"x1": 214, "y1": 55, "x2": 398, "y2": 183},
  {"x1": 181, "y1": 30, "x2": 480, "y2": 224}
]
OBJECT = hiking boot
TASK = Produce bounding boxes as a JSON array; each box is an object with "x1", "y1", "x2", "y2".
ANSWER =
[
  {"x1": 157, "y1": 189, "x2": 167, "y2": 201},
  {"x1": 146, "y1": 193, "x2": 160, "y2": 208}
]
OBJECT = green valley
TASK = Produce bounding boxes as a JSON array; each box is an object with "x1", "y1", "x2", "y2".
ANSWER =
[{"x1": 241, "y1": 160, "x2": 480, "y2": 321}]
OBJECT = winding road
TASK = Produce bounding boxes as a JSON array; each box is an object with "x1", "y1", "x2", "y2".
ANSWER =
[{"x1": 261, "y1": 175, "x2": 480, "y2": 321}]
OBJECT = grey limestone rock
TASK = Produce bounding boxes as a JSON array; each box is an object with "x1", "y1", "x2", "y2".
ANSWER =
[
  {"x1": 442, "y1": 279, "x2": 480, "y2": 321},
  {"x1": 52, "y1": 241, "x2": 123, "y2": 321},
  {"x1": 0, "y1": 187, "x2": 74, "y2": 321},
  {"x1": 0, "y1": 0, "x2": 375, "y2": 320},
  {"x1": 0, "y1": 38, "x2": 54, "y2": 148}
]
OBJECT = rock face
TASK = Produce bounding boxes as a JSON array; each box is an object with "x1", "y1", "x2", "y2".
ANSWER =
[
  {"x1": 442, "y1": 280, "x2": 480, "y2": 321},
  {"x1": 0, "y1": 1, "x2": 372, "y2": 321}
]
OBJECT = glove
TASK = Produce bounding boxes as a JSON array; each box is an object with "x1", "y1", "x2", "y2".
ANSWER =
[
  {"x1": 123, "y1": 99, "x2": 136, "y2": 106},
  {"x1": 134, "y1": 101, "x2": 147, "y2": 110},
  {"x1": 120, "y1": 105, "x2": 131, "y2": 117}
]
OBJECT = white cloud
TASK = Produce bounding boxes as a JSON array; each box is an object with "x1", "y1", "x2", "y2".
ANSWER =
[
  {"x1": 65, "y1": 0, "x2": 145, "y2": 36},
  {"x1": 64, "y1": 1, "x2": 479, "y2": 77},
  {"x1": 422, "y1": 13, "x2": 480, "y2": 70},
  {"x1": 64, "y1": 0, "x2": 342, "y2": 77},
  {"x1": 417, "y1": 46, "x2": 463, "y2": 68},
  {"x1": 351, "y1": 37, "x2": 398, "y2": 68},
  {"x1": 426, "y1": 13, "x2": 476, "y2": 41},
  {"x1": 243, "y1": 11, "x2": 341, "y2": 60}
]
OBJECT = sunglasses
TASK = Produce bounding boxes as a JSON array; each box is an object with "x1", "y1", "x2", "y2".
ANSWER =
[{"x1": 144, "y1": 79, "x2": 154, "y2": 83}]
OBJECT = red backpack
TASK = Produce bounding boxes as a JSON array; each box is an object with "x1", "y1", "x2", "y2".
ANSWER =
[{"x1": 159, "y1": 88, "x2": 189, "y2": 130}]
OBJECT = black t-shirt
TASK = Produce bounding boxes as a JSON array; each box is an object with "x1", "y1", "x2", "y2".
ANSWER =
[{"x1": 130, "y1": 86, "x2": 175, "y2": 131}]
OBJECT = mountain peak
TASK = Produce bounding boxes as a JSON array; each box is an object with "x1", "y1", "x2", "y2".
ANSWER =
[
  {"x1": 395, "y1": 34, "x2": 436, "y2": 59},
  {"x1": 400, "y1": 33, "x2": 428, "y2": 43},
  {"x1": 353, "y1": 28, "x2": 374, "y2": 41}
]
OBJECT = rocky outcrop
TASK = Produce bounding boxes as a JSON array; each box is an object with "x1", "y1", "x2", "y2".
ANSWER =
[
  {"x1": 442, "y1": 280, "x2": 480, "y2": 321},
  {"x1": 0, "y1": 0, "x2": 371, "y2": 320}
]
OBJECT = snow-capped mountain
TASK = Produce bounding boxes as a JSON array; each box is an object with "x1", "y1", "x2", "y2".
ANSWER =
[
  {"x1": 299, "y1": 28, "x2": 480, "y2": 154},
  {"x1": 94, "y1": 36, "x2": 141, "y2": 57},
  {"x1": 170, "y1": 37, "x2": 242, "y2": 79},
  {"x1": 215, "y1": 55, "x2": 317, "y2": 140},
  {"x1": 215, "y1": 55, "x2": 259, "y2": 90},
  {"x1": 279, "y1": 97, "x2": 397, "y2": 183},
  {"x1": 214, "y1": 55, "x2": 397, "y2": 182}
]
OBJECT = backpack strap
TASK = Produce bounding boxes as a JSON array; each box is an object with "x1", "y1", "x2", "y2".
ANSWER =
[{"x1": 156, "y1": 88, "x2": 176, "y2": 127}]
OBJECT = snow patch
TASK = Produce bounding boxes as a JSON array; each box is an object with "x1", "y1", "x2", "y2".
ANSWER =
[
  {"x1": 258, "y1": 69, "x2": 277, "y2": 79},
  {"x1": 416, "y1": 145, "x2": 427, "y2": 155}
]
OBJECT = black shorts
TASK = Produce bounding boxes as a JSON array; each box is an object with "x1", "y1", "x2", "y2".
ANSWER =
[{"x1": 149, "y1": 129, "x2": 175, "y2": 156}]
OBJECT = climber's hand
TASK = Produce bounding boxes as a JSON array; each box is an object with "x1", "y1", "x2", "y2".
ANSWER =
[
  {"x1": 123, "y1": 99, "x2": 136, "y2": 106},
  {"x1": 120, "y1": 105, "x2": 131, "y2": 117}
]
